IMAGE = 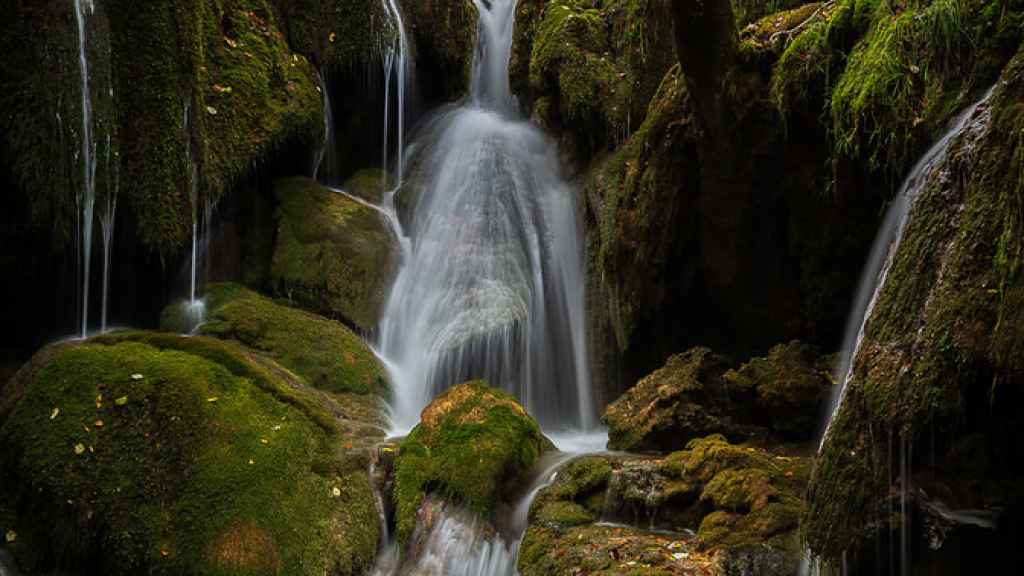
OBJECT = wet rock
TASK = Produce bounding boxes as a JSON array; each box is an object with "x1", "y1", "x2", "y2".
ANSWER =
[
  {"x1": 392, "y1": 380, "x2": 549, "y2": 543},
  {"x1": 603, "y1": 342, "x2": 831, "y2": 453},
  {"x1": 268, "y1": 177, "x2": 397, "y2": 332}
]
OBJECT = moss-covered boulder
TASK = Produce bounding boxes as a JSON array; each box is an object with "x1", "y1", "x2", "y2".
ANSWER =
[
  {"x1": 393, "y1": 381, "x2": 547, "y2": 543},
  {"x1": 164, "y1": 283, "x2": 388, "y2": 400},
  {"x1": 0, "y1": 332, "x2": 379, "y2": 575},
  {"x1": 519, "y1": 436, "x2": 811, "y2": 576},
  {"x1": 603, "y1": 343, "x2": 830, "y2": 452},
  {"x1": 268, "y1": 176, "x2": 396, "y2": 332},
  {"x1": 804, "y1": 43, "x2": 1024, "y2": 565},
  {"x1": 722, "y1": 340, "x2": 834, "y2": 440}
]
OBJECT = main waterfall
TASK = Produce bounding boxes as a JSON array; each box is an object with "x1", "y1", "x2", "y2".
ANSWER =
[{"x1": 378, "y1": 0, "x2": 593, "y2": 432}]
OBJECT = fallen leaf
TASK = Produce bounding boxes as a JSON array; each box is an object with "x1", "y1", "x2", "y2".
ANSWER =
[
  {"x1": 260, "y1": 438, "x2": 269, "y2": 445},
  {"x1": 206, "y1": 397, "x2": 219, "y2": 403},
  {"x1": 94, "y1": 420, "x2": 104, "y2": 428},
  {"x1": 271, "y1": 424, "x2": 282, "y2": 431},
  {"x1": 50, "y1": 407, "x2": 60, "y2": 420},
  {"x1": 115, "y1": 396, "x2": 129, "y2": 406},
  {"x1": 206, "y1": 106, "x2": 218, "y2": 115},
  {"x1": 4, "y1": 530, "x2": 15, "y2": 543},
  {"x1": 160, "y1": 548, "x2": 170, "y2": 557},
  {"x1": 329, "y1": 32, "x2": 337, "y2": 43},
  {"x1": 248, "y1": 459, "x2": 255, "y2": 465},
  {"x1": 74, "y1": 443, "x2": 86, "y2": 455},
  {"x1": 131, "y1": 373, "x2": 144, "y2": 380},
  {"x1": 331, "y1": 487, "x2": 341, "y2": 497}
]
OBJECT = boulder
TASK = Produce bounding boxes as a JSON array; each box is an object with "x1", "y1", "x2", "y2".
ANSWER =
[
  {"x1": 269, "y1": 177, "x2": 396, "y2": 332},
  {"x1": 0, "y1": 332, "x2": 379, "y2": 576},
  {"x1": 518, "y1": 435, "x2": 810, "y2": 576},
  {"x1": 393, "y1": 380, "x2": 548, "y2": 543},
  {"x1": 603, "y1": 343, "x2": 831, "y2": 452}
]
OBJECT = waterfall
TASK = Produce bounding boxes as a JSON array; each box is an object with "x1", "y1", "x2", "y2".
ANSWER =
[
  {"x1": 99, "y1": 131, "x2": 118, "y2": 333},
  {"x1": 381, "y1": 0, "x2": 410, "y2": 196},
  {"x1": 181, "y1": 102, "x2": 206, "y2": 329},
  {"x1": 819, "y1": 85, "x2": 997, "y2": 452},
  {"x1": 377, "y1": 0, "x2": 594, "y2": 433},
  {"x1": 804, "y1": 85, "x2": 997, "y2": 576},
  {"x1": 312, "y1": 70, "x2": 331, "y2": 179},
  {"x1": 74, "y1": 0, "x2": 97, "y2": 339}
]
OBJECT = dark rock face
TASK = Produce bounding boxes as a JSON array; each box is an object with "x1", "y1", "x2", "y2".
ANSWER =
[{"x1": 603, "y1": 343, "x2": 831, "y2": 453}]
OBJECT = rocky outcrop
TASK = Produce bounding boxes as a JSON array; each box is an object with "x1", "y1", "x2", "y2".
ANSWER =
[
  {"x1": 266, "y1": 177, "x2": 396, "y2": 332},
  {"x1": 518, "y1": 435, "x2": 811, "y2": 576},
  {"x1": 0, "y1": 331, "x2": 381, "y2": 575},
  {"x1": 603, "y1": 343, "x2": 831, "y2": 453},
  {"x1": 804, "y1": 42, "x2": 1024, "y2": 568},
  {"x1": 392, "y1": 380, "x2": 548, "y2": 543}
]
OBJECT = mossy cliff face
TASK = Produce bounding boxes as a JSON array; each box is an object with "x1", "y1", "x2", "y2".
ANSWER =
[
  {"x1": 0, "y1": 332, "x2": 380, "y2": 575},
  {"x1": 603, "y1": 343, "x2": 831, "y2": 452},
  {"x1": 400, "y1": 0, "x2": 478, "y2": 103},
  {"x1": 804, "y1": 44, "x2": 1024, "y2": 564},
  {"x1": 163, "y1": 283, "x2": 390, "y2": 401},
  {"x1": 392, "y1": 381, "x2": 547, "y2": 544},
  {"x1": 518, "y1": 436, "x2": 811, "y2": 576},
  {"x1": 271, "y1": 0, "x2": 393, "y2": 70},
  {"x1": 266, "y1": 176, "x2": 396, "y2": 332},
  {"x1": 511, "y1": 0, "x2": 677, "y2": 163}
]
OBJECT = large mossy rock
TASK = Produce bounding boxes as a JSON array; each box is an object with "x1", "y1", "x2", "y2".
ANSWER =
[
  {"x1": 164, "y1": 283, "x2": 389, "y2": 401},
  {"x1": 268, "y1": 177, "x2": 396, "y2": 332},
  {"x1": 511, "y1": 0, "x2": 677, "y2": 162},
  {"x1": 0, "y1": 332, "x2": 379, "y2": 576},
  {"x1": 803, "y1": 44, "x2": 1024, "y2": 565},
  {"x1": 518, "y1": 436, "x2": 810, "y2": 576},
  {"x1": 602, "y1": 343, "x2": 831, "y2": 452},
  {"x1": 392, "y1": 381, "x2": 547, "y2": 543}
]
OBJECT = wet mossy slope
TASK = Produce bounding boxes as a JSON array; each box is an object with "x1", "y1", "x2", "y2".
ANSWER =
[{"x1": 0, "y1": 333, "x2": 379, "y2": 575}]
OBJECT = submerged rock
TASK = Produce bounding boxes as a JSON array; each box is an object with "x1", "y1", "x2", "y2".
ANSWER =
[
  {"x1": 603, "y1": 342, "x2": 831, "y2": 452},
  {"x1": 519, "y1": 435, "x2": 810, "y2": 576},
  {"x1": 392, "y1": 380, "x2": 548, "y2": 543},
  {"x1": 269, "y1": 177, "x2": 396, "y2": 332},
  {"x1": 0, "y1": 332, "x2": 380, "y2": 576}
]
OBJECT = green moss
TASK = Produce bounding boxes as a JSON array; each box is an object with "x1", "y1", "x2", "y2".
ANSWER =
[
  {"x1": 827, "y1": 0, "x2": 1014, "y2": 181},
  {"x1": 343, "y1": 168, "x2": 388, "y2": 204},
  {"x1": 269, "y1": 176, "x2": 395, "y2": 332},
  {"x1": 583, "y1": 65, "x2": 700, "y2": 353},
  {"x1": 520, "y1": 0, "x2": 676, "y2": 157},
  {"x1": 393, "y1": 381, "x2": 547, "y2": 543},
  {"x1": 0, "y1": 334, "x2": 379, "y2": 575},
  {"x1": 167, "y1": 282, "x2": 389, "y2": 398},
  {"x1": 271, "y1": 0, "x2": 393, "y2": 71},
  {"x1": 107, "y1": 0, "x2": 324, "y2": 257},
  {"x1": 733, "y1": 0, "x2": 812, "y2": 27}
]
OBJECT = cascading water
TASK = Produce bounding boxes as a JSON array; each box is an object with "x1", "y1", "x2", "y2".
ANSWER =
[
  {"x1": 803, "y1": 86, "x2": 997, "y2": 576},
  {"x1": 74, "y1": 0, "x2": 97, "y2": 339},
  {"x1": 377, "y1": 0, "x2": 593, "y2": 433},
  {"x1": 181, "y1": 102, "x2": 206, "y2": 329},
  {"x1": 99, "y1": 131, "x2": 118, "y2": 333}
]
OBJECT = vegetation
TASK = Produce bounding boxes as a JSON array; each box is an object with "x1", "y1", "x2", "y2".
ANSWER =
[
  {"x1": 392, "y1": 381, "x2": 547, "y2": 543},
  {"x1": 0, "y1": 333, "x2": 379, "y2": 575}
]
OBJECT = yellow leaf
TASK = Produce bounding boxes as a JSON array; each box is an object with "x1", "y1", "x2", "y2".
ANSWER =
[
  {"x1": 4, "y1": 530, "x2": 15, "y2": 543},
  {"x1": 50, "y1": 407, "x2": 60, "y2": 420},
  {"x1": 115, "y1": 396, "x2": 128, "y2": 406},
  {"x1": 74, "y1": 443, "x2": 86, "y2": 455},
  {"x1": 94, "y1": 420, "x2": 104, "y2": 427},
  {"x1": 206, "y1": 397, "x2": 219, "y2": 403},
  {"x1": 260, "y1": 438, "x2": 269, "y2": 445}
]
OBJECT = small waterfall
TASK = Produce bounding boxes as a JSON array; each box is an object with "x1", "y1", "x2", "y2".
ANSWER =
[
  {"x1": 74, "y1": 0, "x2": 97, "y2": 339},
  {"x1": 99, "y1": 131, "x2": 118, "y2": 333},
  {"x1": 819, "y1": 85, "x2": 997, "y2": 451},
  {"x1": 377, "y1": 0, "x2": 594, "y2": 433},
  {"x1": 312, "y1": 70, "x2": 331, "y2": 180},
  {"x1": 380, "y1": 0, "x2": 411, "y2": 197},
  {"x1": 181, "y1": 102, "x2": 206, "y2": 328},
  {"x1": 804, "y1": 85, "x2": 997, "y2": 576}
]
